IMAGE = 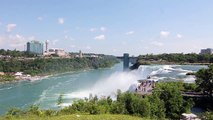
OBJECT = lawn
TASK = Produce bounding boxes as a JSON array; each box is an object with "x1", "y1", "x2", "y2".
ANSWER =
[{"x1": 0, "y1": 114, "x2": 149, "y2": 120}]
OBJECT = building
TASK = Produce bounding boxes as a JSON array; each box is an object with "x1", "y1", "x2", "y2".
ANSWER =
[
  {"x1": 200, "y1": 48, "x2": 213, "y2": 54},
  {"x1": 123, "y1": 53, "x2": 129, "y2": 71},
  {"x1": 27, "y1": 41, "x2": 44, "y2": 55},
  {"x1": 48, "y1": 48, "x2": 66, "y2": 57},
  {"x1": 79, "y1": 50, "x2": 83, "y2": 58},
  {"x1": 55, "y1": 49, "x2": 66, "y2": 56}
]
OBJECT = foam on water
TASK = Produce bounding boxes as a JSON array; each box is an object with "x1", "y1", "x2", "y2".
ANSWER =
[
  {"x1": 31, "y1": 64, "x2": 207, "y2": 109},
  {"x1": 65, "y1": 70, "x2": 141, "y2": 101},
  {"x1": 63, "y1": 65, "x2": 203, "y2": 105}
]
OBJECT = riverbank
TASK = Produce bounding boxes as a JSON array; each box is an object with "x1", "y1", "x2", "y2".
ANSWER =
[
  {"x1": 0, "y1": 56, "x2": 119, "y2": 84},
  {"x1": 0, "y1": 75, "x2": 49, "y2": 84},
  {"x1": 130, "y1": 60, "x2": 210, "y2": 70}
]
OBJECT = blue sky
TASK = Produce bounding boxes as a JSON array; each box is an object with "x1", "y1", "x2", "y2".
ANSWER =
[{"x1": 0, "y1": 0, "x2": 213, "y2": 56}]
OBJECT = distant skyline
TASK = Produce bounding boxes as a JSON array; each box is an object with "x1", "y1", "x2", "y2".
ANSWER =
[{"x1": 0, "y1": 0, "x2": 213, "y2": 56}]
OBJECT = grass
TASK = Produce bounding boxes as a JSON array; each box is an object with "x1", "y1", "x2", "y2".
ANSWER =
[{"x1": 0, "y1": 114, "x2": 149, "y2": 120}]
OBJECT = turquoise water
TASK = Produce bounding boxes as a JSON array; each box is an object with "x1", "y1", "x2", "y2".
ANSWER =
[
  {"x1": 0, "y1": 63, "x2": 123, "y2": 115},
  {"x1": 0, "y1": 63, "x2": 207, "y2": 115}
]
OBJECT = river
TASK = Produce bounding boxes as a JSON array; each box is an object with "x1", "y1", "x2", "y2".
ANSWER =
[{"x1": 0, "y1": 63, "x2": 207, "y2": 115}]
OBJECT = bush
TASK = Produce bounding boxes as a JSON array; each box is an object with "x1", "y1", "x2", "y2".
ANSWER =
[{"x1": 6, "y1": 108, "x2": 24, "y2": 116}]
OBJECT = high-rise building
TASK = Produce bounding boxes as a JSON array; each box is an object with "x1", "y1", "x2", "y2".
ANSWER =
[
  {"x1": 79, "y1": 50, "x2": 83, "y2": 58},
  {"x1": 45, "y1": 40, "x2": 48, "y2": 52},
  {"x1": 123, "y1": 53, "x2": 129, "y2": 71},
  {"x1": 26, "y1": 41, "x2": 44, "y2": 55},
  {"x1": 200, "y1": 48, "x2": 213, "y2": 54}
]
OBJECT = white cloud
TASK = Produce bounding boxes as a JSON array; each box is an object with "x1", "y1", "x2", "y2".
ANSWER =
[
  {"x1": 64, "y1": 35, "x2": 74, "y2": 40},
  {"x1": 28, "y1": 36, "x2": 35, "y2": 40},
  {"x1": 113, "y1": 49, "x2": 117, "y2": 52},
  {"x1": 7, "y1": 24, "x2": 17, "y2": 32},
  {"x1": 85, "y1": 45, "x2": 91, "y2": 50},
  {"x1": 58, "y1": 18, "x2": 64, "y2": 24},
  {"x1": 160, "y1": 31, "x2": 170, "y2": 38},
  {"x1": 9, "y1": 34, "x2": 26, "y2": 48},
  {"x1": 89, "y1": 27, "x2": 107, "y2": 32},
  {"x1": 90, "y1": 28, "x2": 97, "y2": 32},
  {"x1": 64, "y1": 30, "x2": 69, "y2": 33},
  {"x1": 144, "y1": 46, "x2": 149, "y2": 49},
  {"x1": 65, "y1": 35, "x2": 68, "y2": 39},
  {"x1": 52, "y1": 39, "x2": 59, "y2": 45},
  {"x1": 70, "y1": 45, "x2": 76, "y2": 48},
  {"x1": 122, "y1": 41, "x2": 127, "y2": 45},
  {"x1": 126, "y1": 31, "x2": 135, "y2": 35},
  {"x1": 0, "y1": 34, "x2": 27, "y2": 49},
  {"x1": 150, "y1": 41, "x2": 164, "y2": 47},
  {"x1": 37, "y1": 16, "x2": 43, "y2": 21},
  {"x1": 94, "y1": 35, "x2": 105, "y2": 40},
  {"x1": 100, "y1": 27, "x2": 106, "y2": 32},
  {"x1": 177, "y1": 34, "x2": 182, "y2": 38}
]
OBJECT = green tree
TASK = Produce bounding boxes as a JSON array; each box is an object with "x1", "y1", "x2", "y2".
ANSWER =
[
  {"x1": 154, "y1": 82, "x2": 191, "y2": 119},
  {"x1": 196, "y1": 65, "x2": 213, "y2": 98},
  {"x1": 148, "y1": 93, "x2": 165, "y2": 119}
]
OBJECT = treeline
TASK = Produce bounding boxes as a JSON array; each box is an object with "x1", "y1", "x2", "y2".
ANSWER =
[
  {"x1": 0, "y1": 56, "x2": 119, "y2": 76},
  {"x1": 138, "y1": 53, "x2": 213, "y2": 63},
  {"x1": 0, "y1": 49, "x2": 36, "y2": 57},
  {"x1": 4, "y1": 82, "x2": 193, "y2": 119}
]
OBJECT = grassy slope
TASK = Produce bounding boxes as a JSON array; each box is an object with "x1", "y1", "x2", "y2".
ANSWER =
[{"x1": 0, "y1": 114, "x2": 149, "y2": 120}]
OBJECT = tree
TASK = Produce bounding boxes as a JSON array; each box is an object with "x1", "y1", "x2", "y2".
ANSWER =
[
  {"x1": 148, "y1": 93, "x2": 165, "y2": 119},
  {"x1": 196, "y1": 65, "x2": 213, "y2": 98},
  {"x1": 154, "y1": 82, "x2": 191, "y2": 119}
]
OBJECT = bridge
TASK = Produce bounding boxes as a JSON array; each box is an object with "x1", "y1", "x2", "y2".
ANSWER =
[{"x1": 116, "y1": 53, "x2": 138, "y2": 71}]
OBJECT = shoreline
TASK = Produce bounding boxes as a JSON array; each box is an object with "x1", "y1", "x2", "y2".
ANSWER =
[
  {"x1": 130, "y1": 61, "x2": 209, "y2": 70},
  {"x1": 0, "y1": 64, "x2": 118, "y2": 85}
]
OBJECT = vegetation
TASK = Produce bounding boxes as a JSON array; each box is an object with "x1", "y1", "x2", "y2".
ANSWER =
[
  {"x1": 153, "y1": 82, "x2": 193, "y2": 119},
  {"x1": 0, "y1": 49, "x2": 36, "y2": 58},
  {"x1": 0, "y1": 56, "x2": 119, "y2": 78},
  {"x1": 57, "y1": 94, "x2": 64, "y2": 105},
  {"x1": 1, "y1": 82, "x2": 194, "y2": 120},
  {"x1": 196, "y1": 65, "x2": 213, "y2": 98},
  {"x1": 195, "y1": 64, "x2": 213, "y2": 110},
  {"x1": 0, "y1": 114, "x2": 148, "y2": 120},
  {"x1": 138, "y1": 53, "x2": 213, "y2": 64},
  {"x1": 200, "y1": 111, "x2": 213, "y2": 120},
  {"x1": 0, "y1": 74, "x2": 16, "y2": 82}
]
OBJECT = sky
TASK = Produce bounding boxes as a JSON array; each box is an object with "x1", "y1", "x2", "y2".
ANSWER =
[{"x1": 0, "y1": 0, "x2": 213, "y2": 56}]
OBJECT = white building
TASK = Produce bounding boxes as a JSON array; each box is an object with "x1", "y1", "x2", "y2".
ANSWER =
[{"x1": 45, "y1": 48, "x2": 66, "y2": 57}]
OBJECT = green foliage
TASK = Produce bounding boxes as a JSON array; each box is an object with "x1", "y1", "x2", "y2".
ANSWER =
[
  {"x1": 183, "y1": 83, "x2": 199, "y2": 92},
  {"x1": 138, "y1": 53, "x2": 213, "y2": 64},
  {"x1": 201, "y1": 111, "x2": 213, "y2": 120},
  {"x1": 0, "y1": 74, "x2": 15, "y2": 82},
  {"x1": 148, "y1": 93, "x2": 165, "y2": 119},
  {"x1": 27, "y1": 105, "x2": 42, "y2": 116},
  {"x1": 0, "y1": 114, "x2": 149, "y2": 120},
  {"x1": 57, "y1": 94, "x2": 64, "y2": 105},
  {"x1": 6, "y1": 108, "x2": 24, "y2": 117},
  {"x1": 0, "y1": 56, "x2": 119, "y2": 82},
  {"x1": 43, "y1": 109, "x2": 58, "y2": 116},
  {"x1": 153, "y1": 82, "x2": 193, "y2": 119},
  {"x1": 196, "y1": 65, "x2": 213, "y2": 98},
  {"x1": 0, "y1": 49, "x2": 36, "y2": 58},
  {"x1": 3, "y1": 82, "x2": 195, "y2": 119}
]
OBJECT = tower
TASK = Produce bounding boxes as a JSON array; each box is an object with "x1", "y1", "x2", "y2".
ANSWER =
[
  {"x1": 123, "y1": 53, "x2": 129, "y2": 71},
  {"x1": 45, "y1": 40, "x2": 48, "y2": 52},
  {"x1": 79, "y1": 50, "x2": 83, "y2": 58}
]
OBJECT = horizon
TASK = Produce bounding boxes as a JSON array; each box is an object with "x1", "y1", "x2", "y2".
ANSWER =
[{"x1": 0, "y1": 0, "x2": 213, "y2": 56}]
